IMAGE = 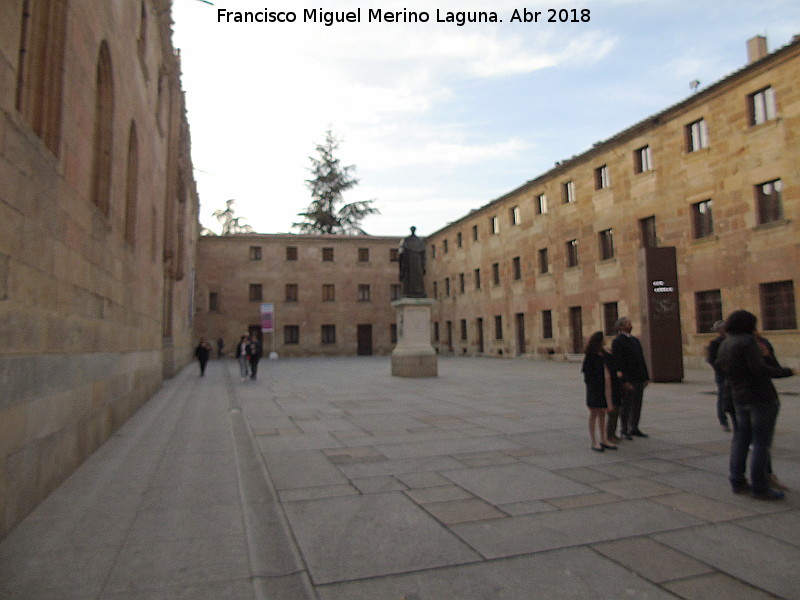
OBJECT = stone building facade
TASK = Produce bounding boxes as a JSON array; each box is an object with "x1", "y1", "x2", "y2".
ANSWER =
[
  {"x1": 426, "y1": 36, "x2": 800, "y2": 370},
  {"x1": 195, "y1": 234, "x2": 402, "y2": 358},
  {"x1": 0, "y1": 0, "x2": 199, "y2": 536}
]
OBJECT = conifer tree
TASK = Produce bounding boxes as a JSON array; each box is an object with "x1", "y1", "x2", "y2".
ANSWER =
[{"x1": 294, "y1": 129, "x2": 379, "y2": 235}]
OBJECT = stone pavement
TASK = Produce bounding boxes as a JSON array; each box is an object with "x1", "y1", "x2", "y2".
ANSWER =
[{"x1": 1, "y1": 356, "x2": 799, "y2": 599}]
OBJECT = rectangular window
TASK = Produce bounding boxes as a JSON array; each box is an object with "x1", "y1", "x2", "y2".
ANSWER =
[
  {"x1": 390, "y1": 323, "x2": 398, "y2": 344},
  {"x1": 358, "y1": 247, "x2": 369, "y2": 262},
  {"x1": 322, "y1": 247, "x2": 334, "y2": 261},
  {"x1": 538, "y1": 248, "x2": 549, "y2": 274},
  {"x1": 389, "y1": 248, "x2": 399, "y2": 262},
  {"x1": 445, "y1": 277, "x2": 450, "y2": 297},
  {"x1": 472, "y1": 224, "x2": 479, "y2": 241},
  {"x1": 474, "y1": 268, "x2": 481, "y2": 290},
  {"x1": 686, "y1": 118, "x2": 709, "y2": 152},
  {"x1": 541, "y1": 310, "x2": 553, "y2": 339},
  {"x1": 562, "y1": 181, "x2": 575, "y2": 204},
  {"x1": 284, "y1": 325, "x2": 299, "y2": 345},
  {"x1": 459, "y1": 273, "x2": 465, "y2": 294},
  {"x1": 512, "y1": 256, "x2": 522, "y2": 280},
  {"x1": 535, "y1": 193, "x2": 548, "y2": 215},
  {"x1": 634, "y1": 145, "x2": 652, "y2": 173},
  {"x1": 511, "y1": 206, "x2": 521, "y2": 225},
  {"x1": 640, "y1": 216, "x2": 657, "y2": 248},
  {"x1": 692, "y1": 199, "x2": 714, "y2": 238},
  {"x1": 460, "y1": 319, "x2": 468, "y2": 341},
  {"x1": 595, "y1": 165, "x2": 610, "y2": 190},
  {"x1": 209, "y1": 292, "x2": 219, "y2": 312},
  {"x1": 249, "y1": 284, "x2": 262, "y2": 302},
  {"x1": 755, "y1": 179, "x2": 783, "y2": 224},
  {"x1": 598, "y1": 229, "x2": 614, "y2": 260},
  {"x1": 695, "y1": 290, "x2": 722, "y2": 333},
  {"x1": 285, "y1": 283, "x2": 298, "y2": 302},
  {"x1": 603, "y1": 302, "x2": 618, "y2": 336},
  {"x1": 490, "y1": 216, "x2": 500, "y2": 234},
  {"x1": 433, "y1": 281, "x2": 438, "y2": 298},
  {"x1": 492, "y1": 263, "x2": 500, "y2": 285},
  {"x1": 322, "y1": 284, "x2": 335, "y2": 302},
  {"x1": 457, "y1": 232, "x2": 463, "y2": 248},
  {"x1": 566, "y1": 239, "x2": 579, "y2": 267},
  {"x1": 760, "y1": 280, "x2": 796, "y2": 330},
  {"x1": 433, "y1": 321, "x2": 440, "y2": 342},
  {"x1": 390, "y1": 284, "x2": 401, "y2": 301},
  {"x1": 286, "y1": 246, "x2": 298, "y2": 261},
  {"x1": 749, "y1": 86, "x2": 776, "y2": 126},
  {"x1": 249, "y1": 246, "x2": 262, "y2": 261},
  {"x1": 431, "y1": 244, "x2": 436, "y2": 259},
  {"x1": 321, "y1": 324, "x2": 336, "y2": 344},
  {"x1": 358, "y1": 284, "x2": 371, "y2": 302},
  {"x1": 443, "y1": 239, "x2": 449, "y2": 254},
  {"x1": 494, "y1": 315, "x2": 503, "y2": 340}
]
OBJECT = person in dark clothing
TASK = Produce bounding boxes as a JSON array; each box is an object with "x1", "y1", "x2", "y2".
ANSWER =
[
  {"x1": 706, "y1": 320, "x2": 733, "y2": 431},
  {"x1": 194, "y1": 337, "x2": 212, "y2": 376},
  {"x1": 610, "y1": 317, "x2": 650, "y2": 440},
  {"x1": 581, "y1": 331, "x2": 619, "y2": 452},
  {"x1": 247, "y1": 336, "x2": 263, "y2": 380},
  {"x1": 714, "y1": 310, "x2": 795, "y2": 500}
]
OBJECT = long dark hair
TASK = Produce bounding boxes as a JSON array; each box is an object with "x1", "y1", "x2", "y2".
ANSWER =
[{"x1": 584, "y1": 331, "x2": 604, "y2": 356}]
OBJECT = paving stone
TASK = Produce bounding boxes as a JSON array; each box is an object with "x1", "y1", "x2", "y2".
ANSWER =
[
  {"x1": 591, "y1": 536, "x2": 714, "y2": 583},
  {"x1": 281, "y1": 492, "x2": 481, "y2": 584},
  {"x1": 662, "y1": 572, "x2": 779, "y2": 600},
  {"x1": 655, "y1": 522, "x2": 800, "y2": 599},
  {"x1": 592, "y1": 477, "x2": 684, "y2": 499},
  {"x1": 405, "y1": 485, "x2": 473, "y2": 504},
  {"x1": 422, "y1": 498, "x2": 507, "y2": 525},
  {"x1": 315, "y1": 547, "x2": 677, "y2": 600},
  {"x1": 651, "y1": 492, "x2": 755, "y2": 522},
  {"x1": 452, "y1": 499, "x2": 705, "y2": 559}
]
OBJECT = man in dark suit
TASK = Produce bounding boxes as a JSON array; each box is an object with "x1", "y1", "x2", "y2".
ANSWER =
[{"x1": 611, "y1": 317, "x2": 650, "y2": 440}]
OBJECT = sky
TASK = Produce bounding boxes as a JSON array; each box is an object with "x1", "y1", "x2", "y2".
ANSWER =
[{"x1": 171, "y1": 0, "x2": 800, "y2": 237}]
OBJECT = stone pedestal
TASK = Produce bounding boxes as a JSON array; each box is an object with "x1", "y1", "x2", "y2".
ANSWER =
[{"x1": 391, "y1": 298, "x2": 437, "y2": 377}]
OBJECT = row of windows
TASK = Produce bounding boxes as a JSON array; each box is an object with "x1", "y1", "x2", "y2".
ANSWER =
[
  {"x1": 209, "y1": 283, "x2": 403, "y2": 308},
  {"x1": 249, "y1": 245, "x2": 400, "y2": 263},
  {"x1": 431, "y1": 86, "x2": 781, "y2": 258},
  {"x1": 434, "y1": 178, "x2": 786, "y2": 293},
  {"x1": 434, "y1": 280, "x2": 796, "y2": 350},
  {"x1": 282, "y1": 324, "x2": 398, "y2": 345}
]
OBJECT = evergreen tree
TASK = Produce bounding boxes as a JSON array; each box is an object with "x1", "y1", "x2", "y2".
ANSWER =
[{"x1": 294, "y1": 129, "x2": 379, "y2": 235}]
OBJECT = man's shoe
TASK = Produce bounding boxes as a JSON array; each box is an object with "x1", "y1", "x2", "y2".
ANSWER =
[
  {"x1": 752, "y1": 488, "x2": 785, "y2": 501},
  {"x1": 624, "y1": 434, "x2": 633, "y2": 440},
  {"x1": 731, "y1": 482, "x2": 751, "y2": 494},
  {"x1": 631, "y1": 430, "x2": 649, "y2": 438}
]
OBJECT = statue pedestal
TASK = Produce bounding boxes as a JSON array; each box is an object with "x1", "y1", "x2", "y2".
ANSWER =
[{"x1": 391, "y1": 298, "x2": 437, "y2": 378}]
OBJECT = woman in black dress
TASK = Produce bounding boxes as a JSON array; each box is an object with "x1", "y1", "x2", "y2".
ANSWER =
[{"x1": 581, "y1": 331, "x2": 619, "y2": 452}]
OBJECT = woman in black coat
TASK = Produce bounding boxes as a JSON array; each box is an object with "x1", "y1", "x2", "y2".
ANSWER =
[{"x1": 581, "y1": 331, "x2": 620, "y2": 452}]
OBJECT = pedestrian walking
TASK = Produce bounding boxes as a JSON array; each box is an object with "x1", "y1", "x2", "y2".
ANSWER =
[
  {"x1": 248, "y1": 336, "x2": 263, "y2": 380},
  {"x1": 194, "y1": 337, "x2": 212, "y2": 376},
  {"x1": 236, "y1": 335, "x2": 250, "y2": 380},
  {"x1": 706, "y1": 320, "x2": 733, "y2": 431}
]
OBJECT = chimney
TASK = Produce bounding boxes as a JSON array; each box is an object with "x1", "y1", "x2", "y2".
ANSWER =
[{"x1": 747, "y1": 35, "x2": 768, "y2": 64}]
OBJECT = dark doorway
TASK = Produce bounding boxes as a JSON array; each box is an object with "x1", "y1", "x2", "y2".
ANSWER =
[
  {"x1": 357, "y1": 324, "x2": 373, "y2": 356},
  {"x1": 515, "y1": 313, "x2": 526, "y2": 355},
  {"x1": 476, "y1": 318, "x2": 484, "y2": 354},
  {"x1": 569, "y1": 307, "x2": 583, "y2": 353}
]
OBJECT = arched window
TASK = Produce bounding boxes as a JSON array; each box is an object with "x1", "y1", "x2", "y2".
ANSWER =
[
  {"x1": 124, "y1": 122, "x2": 139, "y2": 246},
  {"x1": 15, "y1": 0, "x2": 67, "y2": 155},
  {"x1": 90, "y1": 41, "x2": 114, "y2": 215}
]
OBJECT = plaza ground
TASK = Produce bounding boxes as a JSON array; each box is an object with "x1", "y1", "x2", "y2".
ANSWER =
[{"x1": 1, "y1": 356, "x2": 798, "y2": 599}]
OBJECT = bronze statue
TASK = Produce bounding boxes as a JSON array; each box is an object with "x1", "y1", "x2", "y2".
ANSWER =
[{"x1": 398, "y1": 226, "x2": 426, "y2": 298}]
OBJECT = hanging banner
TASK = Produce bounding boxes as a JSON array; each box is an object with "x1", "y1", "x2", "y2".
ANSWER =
[{"x1": 260, "y1": 302, "x2": 274, "y2": 333}]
